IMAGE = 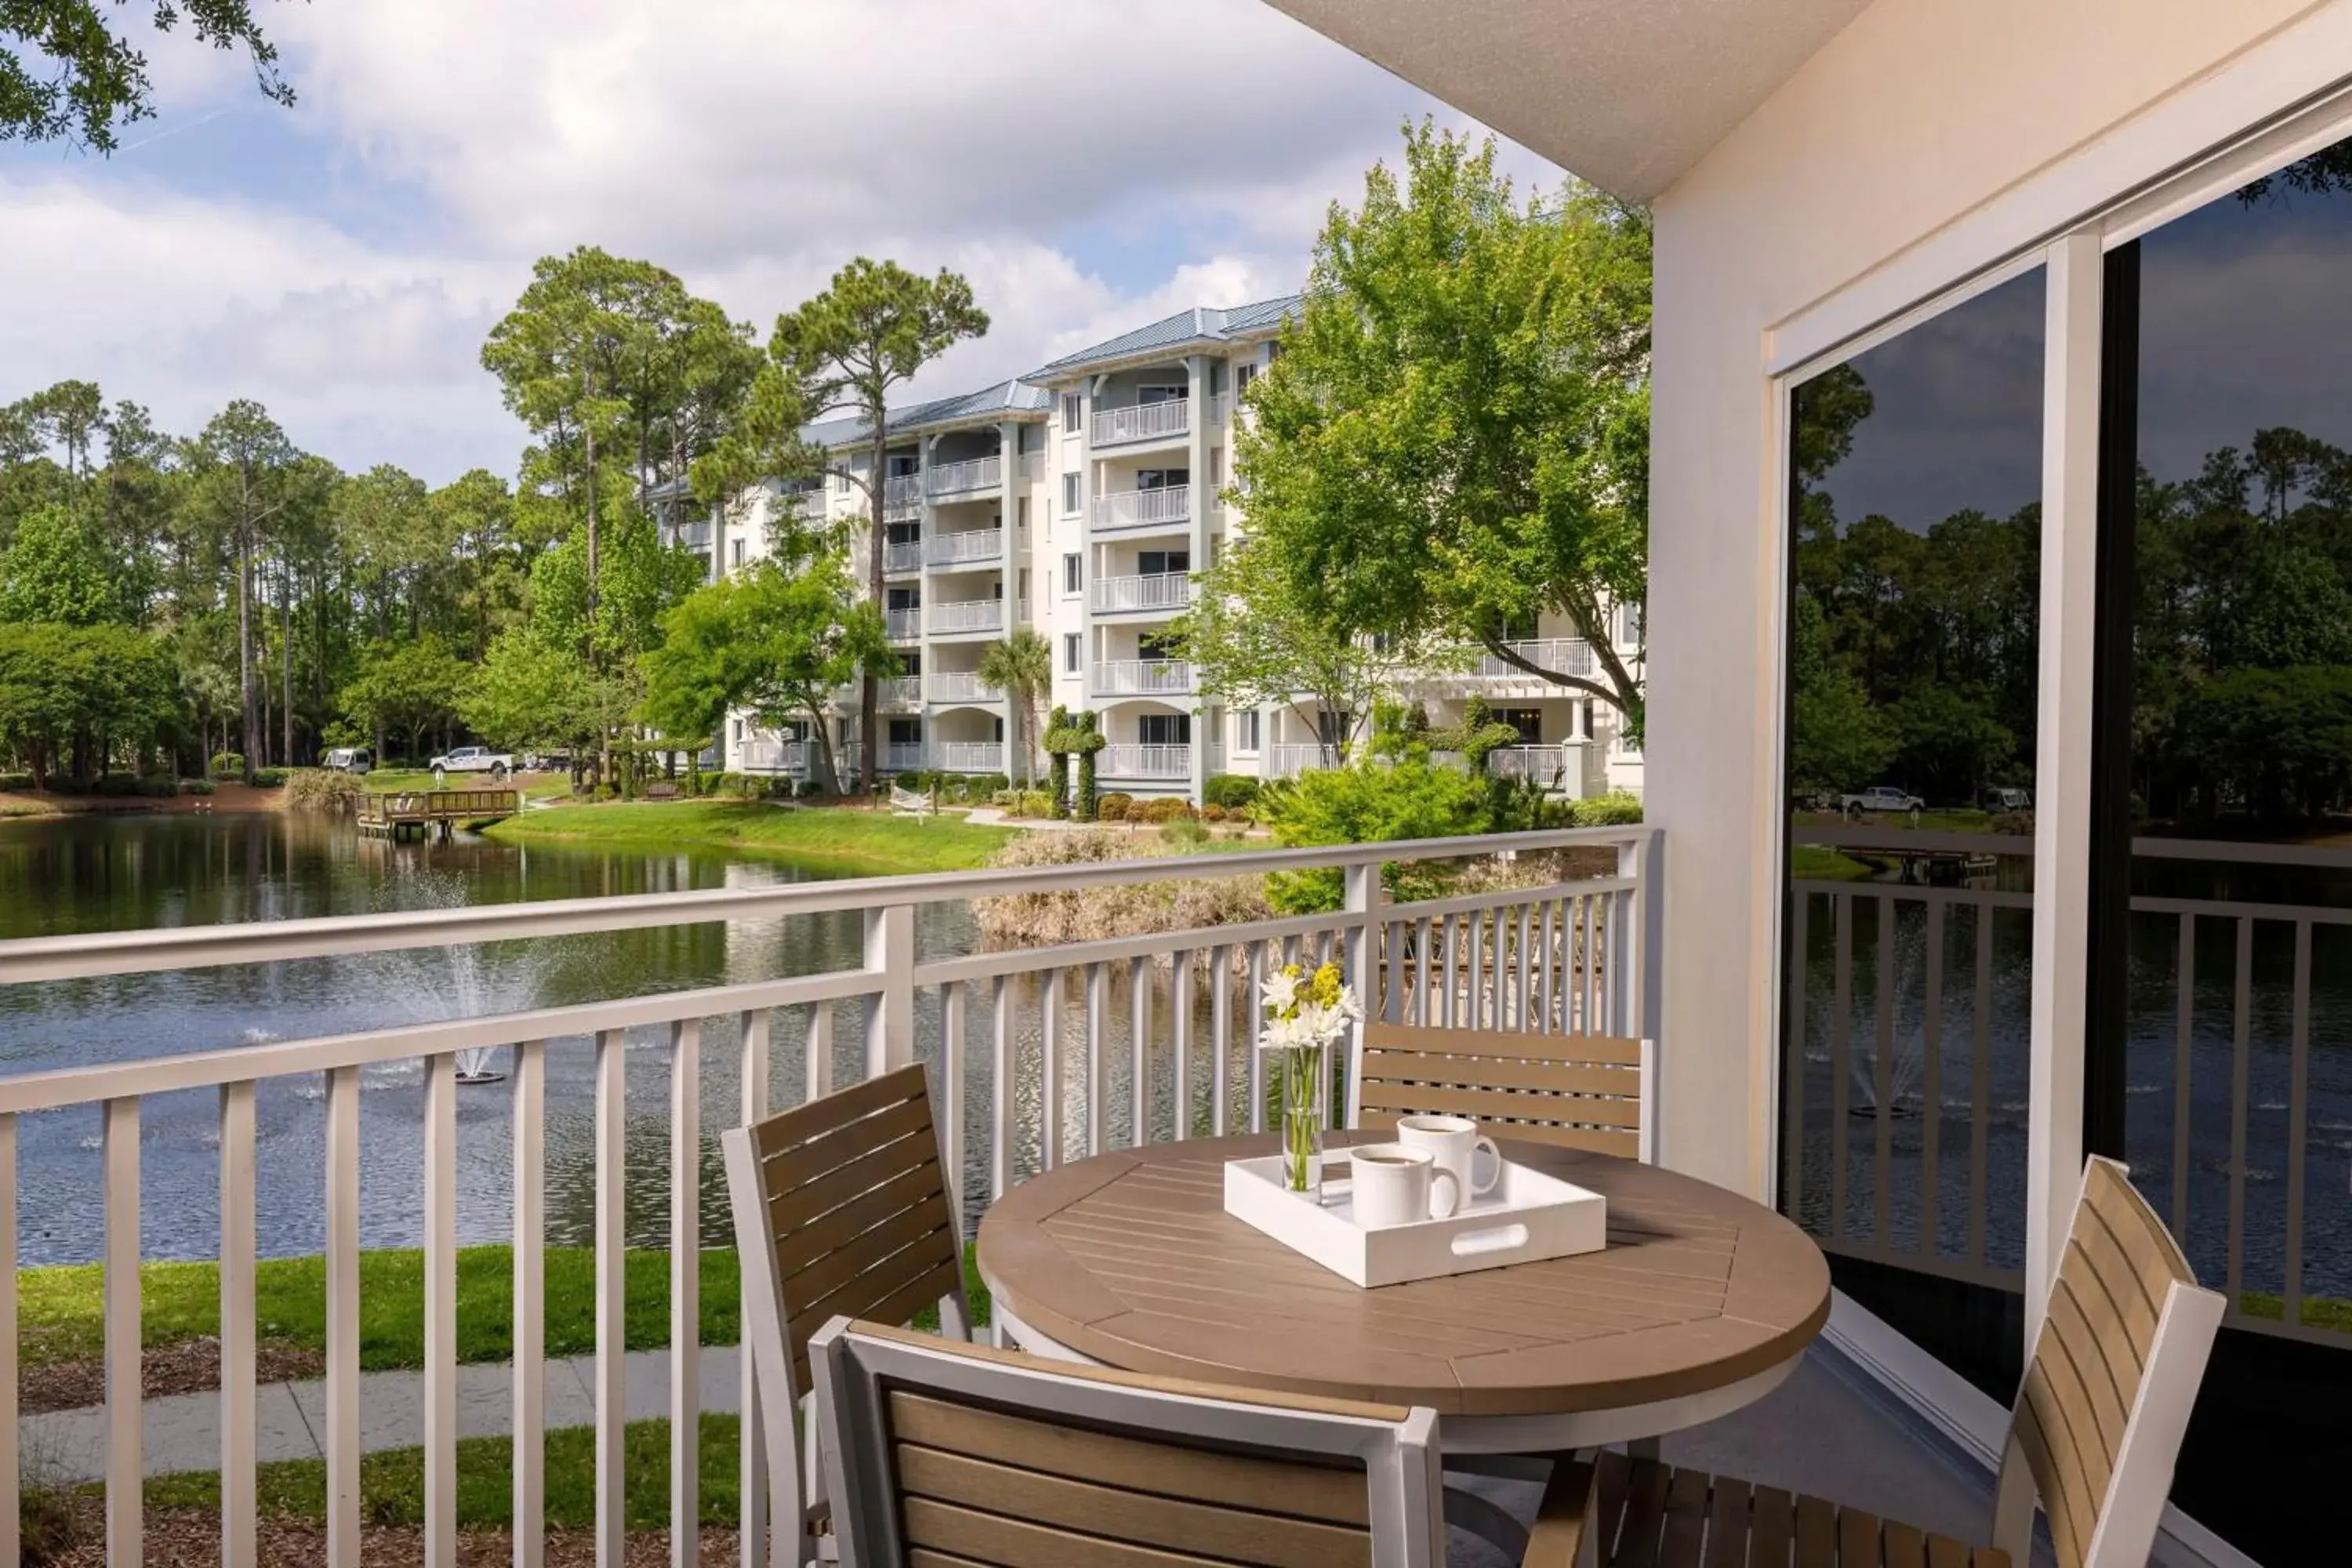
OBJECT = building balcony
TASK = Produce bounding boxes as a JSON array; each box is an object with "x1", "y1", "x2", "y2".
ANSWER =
[
  {"x1": 1485, "y1": 742, "x2": 1583, "y2": 787},
  {"x1": 884, "y1": 539, "x2": 924, "y2": 575},
  {"x1": 927, "y1": 455, "x2": 1001, "y2": 498},
  {"x1": 1098, "y1": 742, "x2": 1191, "y2": 779},
  {"x1": 1091, "y1": 659, "x2": 1191, "y2": 696},
  {"x1": 829, "y1": 676, "x2": 921, "y2": 710},
  {"x1": 933, "y1": 740, "x2": 1004, "y2": 773},
  {"x1": 1089, "y1": 484, "x2": 1191, "y2": 532},
  {"x1": 739, "y1": 738, "x2": 804, "y2": 774},
  {"x1": 1263, "y1": 742, "x2": 1338, "y2": 779},
  {"x1": 884, "y1": 607, "x2": 922, "y2": 640},
  {"x1": 1091, "y1": 397, "x2": 1191, "y2": 448},
  {"x1": 1089, "y1": 572, "x2": 1190, "y2": 615},
  {"x1": 926, "y1": 528, "x2": 1004, "y2": 568},
  {"x1": 1408, "y1": 638, "x2": 1601, "y2": 694},
  {"x1": 926, "y1": 672, "x2": 1001, "y2": 704},
  {"x1": 928, "y1": 598, "x2": 1007, "y2": 635}
]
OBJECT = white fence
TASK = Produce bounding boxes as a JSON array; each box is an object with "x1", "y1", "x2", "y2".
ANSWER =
[
  {"x1": 925, "y1": 672, "x2": 1001, "y2": 703},
  {"x1": 1098, "y1": 743, "x2": 1192, "y2": 779},
  {"x1": 928, "y1": 599, "x2": 1005, "y2": 634},
  {"x1": 1089, "y1": 572, "x2": 1190, "y2": 614},
  {"x1": 1091, "y1": 399, "x2": 1190, "y2": 447},
  {"x1": 882, "y1": 474, "x2": 923, "y2": 515},
  {"x1": 932, "y1": 742, "x2": 1005, "y2": 773},
  {"x1": 1090, "y1": 485, "x2": 1190, "y2": 532},
  {"x1": 0, "y1": 826, "x2": 1654, "y2": 1568},
  {"x1": 1091, "y1": 659, "x2": 1191, "y2": 695},
  {"x1": 884, "y1": 608, "x2": 921, "y2": 640},
  {"x1": 926, "y1": 528, "x2": 1004, "y2": 567},
  {"x1": 926, "y1": 456, "x2": 1000, "y2": 498}
]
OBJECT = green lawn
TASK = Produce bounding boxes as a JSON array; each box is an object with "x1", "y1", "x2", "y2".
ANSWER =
[
  {"x1": 17, "y1": 1243, "x2": 989, "y2": 1373},
  {"x1": 365, "y1": 768, "x2": 572, "y2": 802},
  {"x1": 484, "y1": 800, "x2": 1016, "y2": 875}
]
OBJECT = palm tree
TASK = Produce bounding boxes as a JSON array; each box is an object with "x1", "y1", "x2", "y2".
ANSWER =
[{"x1": 979, "y1": 628, "x2": 1052, "y2": 788}]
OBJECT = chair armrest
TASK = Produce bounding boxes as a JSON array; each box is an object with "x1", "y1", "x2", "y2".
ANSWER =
[{"x1": 1523, "y1": 1453, "x2": 1598, "y2": 1568}]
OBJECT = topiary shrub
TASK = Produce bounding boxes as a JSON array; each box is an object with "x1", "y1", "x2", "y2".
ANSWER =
[
  {"x1": 209, "y1": 752, "x2": 245, "y2": 780},
  {"x1": 1203, "y1": 773, "x2": 1260, "y2": 811},
  {"x1": 1095, "y1": 793, "x2": 1133, "y2": 822},
  {"x1": 1142, "y1": 797, "x2": 1192, "y2": 823}
]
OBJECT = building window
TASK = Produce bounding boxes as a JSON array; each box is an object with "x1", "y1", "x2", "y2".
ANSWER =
[
  {"x1": 1235, "y1": 361, "x2": 1258, "y2": 398},
  {"x1": 1062, "y1": 393, "x2": 1081, "y2": 433},
  {"x1": 1063, "y1": 633, "x2": 1081, "y2": 674},
  {"x1": 1209, "y1": 449, "x2": 1223, "y2": 488},
  {"x1": 1237, "y1": 710, "x2": 1260, "y2": 752},
  {"x1": 1138, "y1": 382, "x2": 1187, "y2": 406},
  {"x1": 730, "y1": 538, "x2": 745, "y2": 569},
  {"x1": 1017, "y1": 495, "x2": 1029, "y2": 528},
  {"x1": 1062, "y1": 473, "x2": 1080, "y2": 514},
  {"x1": 1138, "y1": 713, "x2": 1191, "y2": 745},
  {"x1": 1617, "y1": 601, "x2": 1644, "y2": 646},
  {"x1": 1062, "y1": 554, "x2": 1082, "y2": 595},
  {"x1": 1493, "y1": 708, "x2": 1544, "y2": 743},
  {"x1": 732, "y1": 719, "x2": 744, "y2": 742}
]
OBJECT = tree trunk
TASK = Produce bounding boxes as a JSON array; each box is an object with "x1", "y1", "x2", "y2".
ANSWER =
[
  {"x1": 281, "y1": 558, "x2": 295, "y2": 768},
  {"x1": 808, "y1": 705, "x2": 844, "y2": 796},
  {"x1": 861, "y1": 428, "x2": 885, "y2": 791},
  {"x1": 237, "y1": 481, "x2": 257, "y2": 783},
  {"x1": 583, "y1": 421, "x2": 601, "y2": 671}
]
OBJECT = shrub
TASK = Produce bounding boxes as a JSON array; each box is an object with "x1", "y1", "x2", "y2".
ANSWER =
[
  {"x1": 1201, "y1": 803, "x2": 1227, "y2": 822},
  {"x1": 251, "y1": 768, "x2": 288, "y2": 787},
  {"x1": 0, "y1": 772, "x2": 30, "y2": 792},
  {"x1": 982, "y1": 773, "x2": 1011, "y2": 796},
  {"x1": 93, "y1": 774, "x2": 141, "y2": 797},
  {"x1": 794, "y1": 779, "x2": 826, "y2": 799},
  {"x1": 1142, "y1": 797, "x2": 1192, "y2": 823},
  {"x1": 1159, "y1": 818, "x2": 1210, "y2": 849},
  {"x1": 1566, "y1": 790, "x2": 1644, "y2": 827},
  {"x1": 1260, "y1": 760, "x2": 1501, "y2": 913},
  {"x1": 134, "y1": 774, "x2": 179, "y2": 799},
  {"x1": 973, "y1": 829, "x2": 1272, "y2": 949},
  {"x1": 284, "y1": 768, "x2": 364, "y2": 814},
  {"x1": 1014, "y1": 789, "x2": 1054, "y2": 818},
  {"x1": 180, "y1": 778, "x2": 214, "y2": 796},
  {"x1": 1203, "y1": 773, "x2": 1261, "y2": 811},
  {"x1": 1095, "y1": 793, "x2": 1133, "y2": 822},
  {"x1": 209, "y1": 752, "x2": 245, "y2": 779}
]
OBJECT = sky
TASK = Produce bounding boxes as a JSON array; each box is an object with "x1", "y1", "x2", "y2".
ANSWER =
[{"x1": 0, "y1": 0, "x2": 1558, "y2": 487}]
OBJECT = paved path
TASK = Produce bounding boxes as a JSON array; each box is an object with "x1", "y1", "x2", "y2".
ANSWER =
[{"x1": 19, "y1": 1347, "x2": 750, "y2": 1484}]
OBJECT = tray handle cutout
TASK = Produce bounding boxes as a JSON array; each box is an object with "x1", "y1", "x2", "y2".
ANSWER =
[{"x1": 1449, "y1": 1223, "x2": 1530, "y2": 1257}]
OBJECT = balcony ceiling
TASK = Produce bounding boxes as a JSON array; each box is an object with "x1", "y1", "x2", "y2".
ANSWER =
[{"x1": 1263, "y1": 0, "x2": 1870, "y2": 203}]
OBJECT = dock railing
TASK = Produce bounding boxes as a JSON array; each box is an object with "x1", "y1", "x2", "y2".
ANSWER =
[{"x1": 0, "y1": 824, "x2": 1656, "y2": 1568}]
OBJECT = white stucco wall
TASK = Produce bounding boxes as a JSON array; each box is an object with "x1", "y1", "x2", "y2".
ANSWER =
[{"x1": 1646, "y1": 0, "x2": 2340, "y2": 1196}]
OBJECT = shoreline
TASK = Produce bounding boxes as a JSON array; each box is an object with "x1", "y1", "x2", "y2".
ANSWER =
[{"x1": 480, "y1": 797, "x2": 1017, "y2": 876}]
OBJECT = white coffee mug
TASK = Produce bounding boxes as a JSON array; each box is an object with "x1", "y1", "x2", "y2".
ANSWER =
[
  {"x1": 1394, "y1": 1114, "x2": 1502, "y2": 1201},
  {"x1": 1348, "y1": 1143, "x2": 1461, "y2": 1229}
]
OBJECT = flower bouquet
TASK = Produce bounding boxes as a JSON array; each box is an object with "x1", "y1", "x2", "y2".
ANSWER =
[{"x1": 1258, "y1": 960, "x2": 1363, "y2": 1201}]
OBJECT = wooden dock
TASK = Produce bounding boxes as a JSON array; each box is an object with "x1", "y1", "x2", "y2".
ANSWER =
[{"x1": 357, "y1": 788, "x2": 521, "y2": 840}]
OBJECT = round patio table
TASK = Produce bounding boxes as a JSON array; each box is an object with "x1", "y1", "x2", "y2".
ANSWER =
[{"x1": 976, "y1": 1131, "x2": 1832, "y2": 1457}]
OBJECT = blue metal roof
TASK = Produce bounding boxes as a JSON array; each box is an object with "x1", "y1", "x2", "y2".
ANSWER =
[
  {"x1": 802, "y1": 378, "x2": 1052, "y2": 449},
  {"x1": 1026, "y1": 295, "x2": 1301, "y2": 379}
]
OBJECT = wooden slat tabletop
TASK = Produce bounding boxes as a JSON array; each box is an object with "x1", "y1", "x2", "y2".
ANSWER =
[{"x1": 977, "y1": 1134, "x2": 1831, "y2": 1418}]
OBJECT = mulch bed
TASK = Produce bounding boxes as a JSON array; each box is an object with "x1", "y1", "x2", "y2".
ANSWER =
[
  {"x1": 20, "y1": 1340, "x2": 327, "y2": 1417},
  {"x1": 37, "y1": 1498, "x2": 744, "y2": 1566}
]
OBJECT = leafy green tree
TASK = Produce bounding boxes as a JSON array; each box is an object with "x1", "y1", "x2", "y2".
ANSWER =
[
  {"x1": 188, "y1": 399, "x2": 298, "y2": 779},
  {"x1": 462, "y1": 630, "x2": 601, "y2": 768},
  {"x1": 0, "y1": 622, "x2": 176, "y2": 786},
  {"x1": 978, "y1": 628, "x2": 1052, "y2": 787},
  {"x1": 0, "y1": 504, "x2": 117, "y2": 625},
  {"x1": 770, "y1": 258, "x2": 988, "y2": 786},
  {"x1": 1260, "y1": 760, "x2": 1503, "y2": 913},
  {"x1": 1, "y1": 2, "x2": 292, "y2": 151},
  {"x1": 338, "y1": 636, "x2": 469, "y2": 764},
  {"x1": 1235, "y1": 121, "x2": 1650, "y2": 729}
]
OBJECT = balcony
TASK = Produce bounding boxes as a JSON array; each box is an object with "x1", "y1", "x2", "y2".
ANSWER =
[
  {"x1": 1264, "y1": 742, "x2": 1338, "y2": 779},
  {"x1": 1091, "y1": 397, "x2": 1190, "y2": 447},
  {"x1": 739, "y1": 738, "x2": 804, "y2": 774},
  {"x1": 884, "y1": 539, "x2": 924, "y2": 575},
  {"x1": 932, "y1": 740, "x2": 1004, "y2": 773},
  {"x1": 1089, "y1": 484, "x2": 1191, "y2": 532},
  {"x1": 882, "y1": 471, "x2": 923, "y2": 517},
  {"x1": 884, "y1": 607, "x2": 922, "y2": 640},
  {"x1": 1098, "y1": 742, "x2": 1191, "y2": 779},
  {"x1": 1410, "y1": 638, "x2": 1602, "y2": 695},
  {"x1": 925, "y1": 671, "x2": 1001, "y2": 704},
  {"x1": 927, "y1": 598, "x2": 1006, "y2": 635},
  {"x1": 1088, "y1": 571, "x2": 1190, "y2": 614},
  {"x1": 884, "y1": 740, "x2": 926, "y2": 771},
  {"x1": 1091, "y1": 658, "x2": 1191, "y2": 695},
  {"x1": 1484, "y1": 742, "x2": 1582, "y2": 787},
  {"x1": 926, "y1": 455, "x2": 1001, "y2": 498},
  {"x1": 925, "y1": 527, "x2": 1004, "y2": 568}
]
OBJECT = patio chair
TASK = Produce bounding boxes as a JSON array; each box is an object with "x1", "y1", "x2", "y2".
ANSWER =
[
  {"x1": 720, "y1": 1062, "x2": 974, "y2": 1567},
  {"x1": 807, "y1": 1316, "x2": 1598, "y2": 1567},
  {"x1": 1548, "y1": 1156, "x2": 2223, "y2": 1567},
  {"x1": 1353, "y1": 1022, "x2": 1657, "y2": 1163}
]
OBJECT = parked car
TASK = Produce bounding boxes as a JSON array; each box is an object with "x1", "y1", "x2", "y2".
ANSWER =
[
  {"x1": 522, "y1": 750, "x2": 572, "y2": 772},
  {"x1": 323, "y1": 746, "x2": 373, "y2": 775},
  {"x1": 428, "y1": 745, "x2": 514, "y2": 781},
  {"x1": 1980, "y1": 786, "x2": 2033, "y2": 812},
  {"x1": 1839, "y1": 784, "x2": 1926, "y2": 818}
]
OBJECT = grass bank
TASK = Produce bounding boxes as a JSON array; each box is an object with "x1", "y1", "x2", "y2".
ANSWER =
[
  {"x1": 364, "y1": 768, "x2": 572, "y2": 802},
  {"x1": 483, "y1": 800, "x2": 1016, "y2": 875}
]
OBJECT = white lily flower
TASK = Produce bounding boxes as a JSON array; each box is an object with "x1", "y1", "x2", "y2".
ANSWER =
[{"x1": 1262, "y1": 968, "x2": 1301, "y2": 1014}]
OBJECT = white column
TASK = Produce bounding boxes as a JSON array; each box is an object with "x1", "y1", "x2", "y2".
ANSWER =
[
  {"x1": 997, "y1": 419, "x2": 1022, "y2": 777},
  {"x1": 1187, "y1": 354, "x2": 1212, "y2": 801},
  {"x1": 2025, "y1": 230, "x2": 2104, "y2": 1345}
]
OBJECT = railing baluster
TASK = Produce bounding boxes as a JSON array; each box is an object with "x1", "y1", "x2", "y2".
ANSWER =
[
  {"x1": 943, "y1": 983, "x2": 967, "y2": 1206},
  {"x1": 670, "y1": 1020, "x2": 701, "y2": 1568},
  {"x1": 1414, "y1": 917, "x2": 1433, "y2": 1026},
  {"x1": 514, "y1": 1040, "x2": 547, "y2": 1568},
  {"x1": 1536, "y1": 900, "x2": 1555, "y2": 1032},
  {"x1": 2285, "y1": 921, "x2": 2311, "y2": 1329},
  {"x1": 104, "y1": 1095, "x2": 144, "y2": 1563},
  {"x1": 1247, "y1": 943, "x2": 1267, "y2": 1132},
  {"x1": 1173, "y1": 950, "x2": 1194, "y2": 1142},
  {"x1": 1830, "y1": 894, "x2": 1852, "y2": 1243},
  {"x1": 594, "y1": 1027, "x2": 627, "y2": 1568},
  {"x1": 1087, "y1": 961, "x2": 1109, "y2": 1156},
  {"x1": 325, "y1": 1067, "x2": 361, "y2": 1568},
  {"x1": 2171, "y1": 913, "x2": 2195, "y2": 1244},
  {"x1": 219, "y1": 1082, "x2": 257, "y2": 1568},
  {"x1": 1210, "y1": 945, "x2": 1231, "y2": 1136},
  {"x1": 0, "y1": 1113, "x2": 17, "y2": 1568},
  {"x1": 2227, "y1": 917, "x2": 2252, "y2": 1306},
  {"x1": 1581, "y1": 896, "x2": 1598, "y2": 1035},
  {"x1": 1130, "y1": 956, "x2": 1150, "y2": 1149},
  {"x1": 1783, "y1": 892, "x2": 1808, "y2": 1228},
  {"x1": 1922, "y1": 899, "x2": 1944, "y2": 1261},
  {"x1": 1970, "y1": 906, "x2": 1991, "y2": 1269},
  {"x1": 1874, "y1": 895, "x2": 1895, "y2": 1249},
  {"x1": 807, "y1": 1001, "x2": 835, "y2": 1103},
  {"x1": 1515, "y1": 902, "x2": 1534, "y2": 1029},
  {"x1": 990, "y1": 980, "x2": 1014, "y2": 1199},
  {"x1": 1443, "y1": 916, "x2": 1461, "y2": 1027},
  {"x1": 424, "y1": 1052, "x2": 459, "y2": 1568},
  {"x1": 1041, "y1": 969, "x2": 1063, "y2": 1171},
  {"x1": 1467, "y1": 910, "x2": 1486, "y2": 1029}
]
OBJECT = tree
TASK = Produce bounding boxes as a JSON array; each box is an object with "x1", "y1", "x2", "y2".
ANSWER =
[
  {"x1": 190, "y1": 399, "x2": 298, "y2": 781},
  {"x1": 1, "y1": 2, "x2": 291, "y2": 151},
  {"x1": 978, "y1": 627, "x2": 1051, "y2": 787},
  {"x1": 1171, "y1": 528, "x2": 1421, "y2": 766},
  {"x1": 338, "y1": 636, "x2": 469, "y2": 764},
  {"x1": 1234, "y1": 121, "x2": 1651, "y2": 730},
  {"x1": 0, "y1": 622, "x2": 176, "y2": 786},
  {"x1": 0, "y1": 504, "x2": 117, "y2": 625},
  {"x1": 770, "y1": 259, "x2": 988, "y2": 787},
  {"x1": 462, "y1": 629, "x2": 601, "y2": 767}
]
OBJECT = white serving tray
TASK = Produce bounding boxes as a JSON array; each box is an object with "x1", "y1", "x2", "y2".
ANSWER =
[{"x1": 1221, "y1": 1152, "x2": 1607, "y2": 1288}]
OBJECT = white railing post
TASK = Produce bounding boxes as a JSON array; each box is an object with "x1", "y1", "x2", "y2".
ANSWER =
[
  {"x1": 867, "y1": 903, "x2": 916, "y2": 1074},
  {"x1": 513, "y1": 1040, "x2": 547, "y2": 1568},
  {"x1": 0, "y1": 1114, "x2": 16, "y2": 1568},
  {"x1": 670, "y1": 1019, "x2": 701, "y2": 1568},
  {"x1": 1618, "y1": 829, "x2": 1663, "y2": 1041},
  {"x1": 325, "y1": 1067, "x2": 361, "y2": 1568},
  {"x1": 423, "y1": 1051, "x2": 459, "y2": 1568},
  {"x1": 735, "y1": 1011, "x2": 770, "y2": 1568},
  {"x1": 593, "y1": 1028, "x2": 626, "y2": 1568},
  {"x1": 1343, "y1": 862, "x2": 1381, "y2": 1127},
  {"x1": 218, "y1": 1083, "x2": 257, "y2": 1568}
]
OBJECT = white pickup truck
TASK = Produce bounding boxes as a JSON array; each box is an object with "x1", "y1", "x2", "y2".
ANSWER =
[
  {"x1": 1840, "y1": 784, "x2": 1926, "y2": 817},
  {"x1": 428, "y1": 745, "x2": 514, "y2": 781}
]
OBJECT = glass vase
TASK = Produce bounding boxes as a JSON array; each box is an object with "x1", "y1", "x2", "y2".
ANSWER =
[{"x1": 1279, "y1": 1042, "x2": 1330, "y2": 1201}]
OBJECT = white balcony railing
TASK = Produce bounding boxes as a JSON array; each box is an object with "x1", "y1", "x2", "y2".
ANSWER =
[
  {"x1": 1486, "y1": 743, "x2": 1581, "y2": 786},
  {"x1": 927, "y1": 598, "x2": 1006, "y2": 634},
  {"x1": 926, "y1": 672, "x2": 1002, "y2": 703},
  {"x1": 0, "y1": 825, "x2": 1652, "y2": 1566},
  {"x1": 1409, "y1": 639, "x2": 1603, "y2": 688},
  {"x1": 1098, "y1": 743, "x2": 1192, "y2": 779},
  {"x1": 1265, "y1": 742, "x2": 1339, "y2": 779},
  {"x1": 1090, "y1": 485, "x2": 1191, "y2": 532},
  {"x1": 739, "y1": 738, "x2": 805, "y2": 774},
  {"x1": 926, "y1": 528, "x2": 1004, "y2": 567},
  {"x1": 1091, "y1": 397, "x2": 1190, "y2": 447},
  {"x1": 1091, "y1": 659, "x2": 1191, "y2": 695},
  {"x1": 884, "y1": 741, "x2": 927, "y2": 772},
  {"x1": 1089, "y1": 572, "x2": 1190, "y2": 614},
  {"x1": 883, "y1": 471, "x2": 924, "y2": 515},
  {"x1": 927, "y1": 455, "x2": 1001, "y2": 498},
  {"x1": 884, "y1": 607, "x2": 922, "y2": 640},
  {"x1": 884, "y1": 539, "x2": 924, "y2": 575},
  {"x1": 932, "y1": 741, "x2": 1005, "y2": 773}
]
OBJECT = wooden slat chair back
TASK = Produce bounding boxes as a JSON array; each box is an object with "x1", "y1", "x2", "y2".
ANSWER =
[
  {"x1": 1990, "y1": 1155, "x2": 2223, "y2": 1568},
  {"x1": 721, "y1": 1063, "x2": 972, "y2": 1566},
  {"x1": 1354, "y1": 1022, "x2": 1657, "y2": 1163},
  {"x1": 808, "y1": 1318, "x2": 1459, "y2": 1568}
]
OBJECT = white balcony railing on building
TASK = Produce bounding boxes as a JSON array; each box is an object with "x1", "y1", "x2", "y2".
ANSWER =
[
  {"x1": 883, "y1": 471, "x2": 924, "y2": 515},
  {"x1": 1089, "y1": 572, "x2": 1190, "y2": 614},
  {"x1": 1265, "y1": 742, "x2": 1341, "y2": 779},
  {"x1": 884, "y1": 741, "x2": 927, "y2": 772},
  {"x1": 927, "y1": 456, "x2": 1001, "y2": 498},
  {"x1": 1445, "y1": 639, "x2": 1603, "y2": 684},
  {"x1": 1091, "y1": 659, "x2": 1191, "y2": 695},
  {"x1": 1091, "y1": 397, "x2": 1190, "y2": 447},
  {"x1": 928, "y1": 598, "x2": 1006, "y2": 634},
  {"x1": 1486, "y1": 744, "x2": 1581, "y2": 787},
  {"x1": 1018, "y1": 450, "x2": 1045, "y2": 481},
  {"x1": 932, "y1": 741, "x2": 1005, "y2": 773},
  {"x1": 927, "y1": 528, "x2": 1004, "y2": 567},
  {"x1": 832, "y1": 677, "x2": 922, "y2": 709},
  {"x1": 1098, "y1": 743, "x2": 1192, "y2": 779},
  {"x1": 739, "y1": 738, "x2": 805, "y2": 774},
  {"x1": 1090, "y1": 485, "x2": 1191, "y2": 532},
  {"x1": 0, "y1": 826, "x2": 1651, "y2": 1568},
  {"x1": 884, "y1": 539, "x2": 924, "y2": 575},
  {"x1": 926, "y1": 672, "x2": 1002, "y2": 704},
  {"x1": 884, "y1": 607, "x2": 922, "y2": 640}
]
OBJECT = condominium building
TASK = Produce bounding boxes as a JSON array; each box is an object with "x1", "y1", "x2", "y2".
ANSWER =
[{"x1": 691, "y1": 297, "x2": 1644, "y2": 802}]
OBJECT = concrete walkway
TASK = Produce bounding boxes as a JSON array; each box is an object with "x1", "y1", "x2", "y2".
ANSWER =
[{"x1": 20, "y1": 1347, "x2": 749, "y2": 1484}]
